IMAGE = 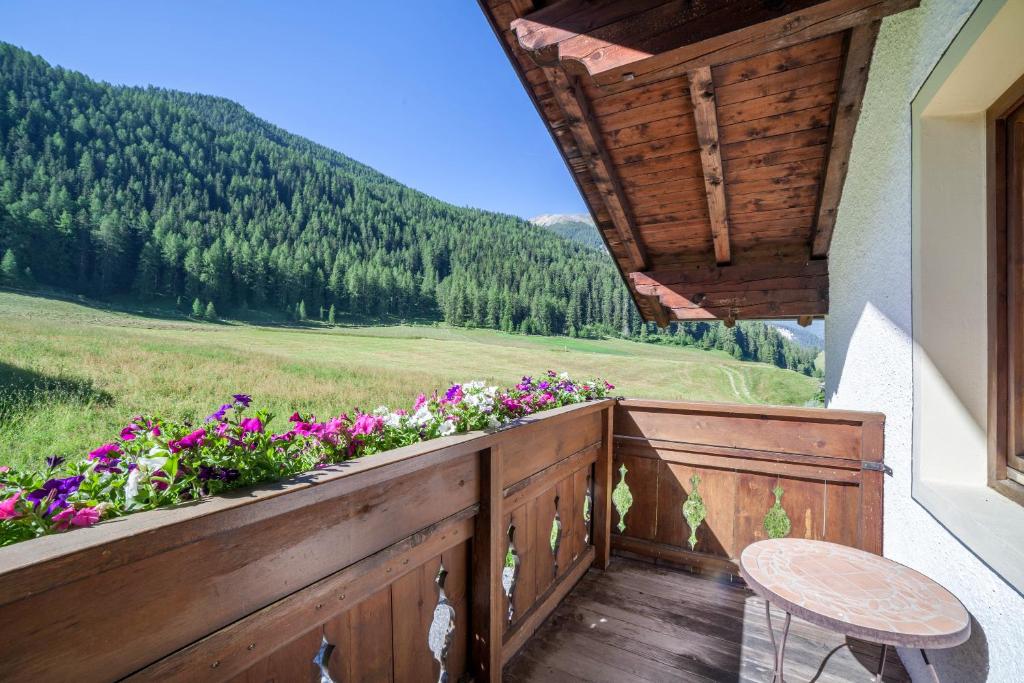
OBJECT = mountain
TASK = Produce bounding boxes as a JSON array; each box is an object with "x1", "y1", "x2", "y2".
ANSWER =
[
  {"x1": 0, "y1": 42, "x2": 819, "y2": 377},
  {"x1": 767, "y1": 320, "x2": 825, "y2": 350},
  {"x1": 530, "y1": 214, "x2": 605, "y2": 251},
  {"x1": 530, "y1": 213, "x2": 594, "y2": 227}
]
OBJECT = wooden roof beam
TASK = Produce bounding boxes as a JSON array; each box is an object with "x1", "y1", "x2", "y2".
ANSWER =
[
  {"x1": 630, "y1": 260, "x2": 829, "y2": 321},
  {"x1": 540, "y1": 66, "x2": 649, "y2": 271},
  {"x1": 511, "y1": 0, "x2": 917, "y2": 89},
  {"x1": 811, "y1": 21, "x2": 880, "y2": 258},
  {"x1": 689, "y1": 66, "x2": 731, "y2": 266}
]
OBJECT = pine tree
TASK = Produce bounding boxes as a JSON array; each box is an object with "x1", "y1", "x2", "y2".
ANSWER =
[
  {"x1": 191, "y1": 297, "x2": 203, "y2": 317},
  {"x1": 204, "y1": 301, "x2": 217, "y2": 321},
  {"x1": 0, "y1": 249, "x2": 20, "y2": 286},
  {"x1": 297, "y1": 300, "x2": 307, "y2": 320},
  {"x1": 328, "y1": 304, "x2": 336, "y2": 325}
]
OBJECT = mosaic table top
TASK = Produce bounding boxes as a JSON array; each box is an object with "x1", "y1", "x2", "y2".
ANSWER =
[{"x1": 739, "y1": 539, "x2": 970, "y2": 648}]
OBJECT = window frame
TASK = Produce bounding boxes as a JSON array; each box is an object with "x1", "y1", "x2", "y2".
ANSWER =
[{"x1": 989, "y1": 73, "x2": 1024, "y2": 505}]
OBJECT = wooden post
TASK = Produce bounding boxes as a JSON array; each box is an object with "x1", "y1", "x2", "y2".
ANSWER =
[
  {"x1": 592, "y1": 406, "x2": 615, "y2": 569},
  {"x1": 471, "y1": 445, "x2": 504, "y2": 681}
]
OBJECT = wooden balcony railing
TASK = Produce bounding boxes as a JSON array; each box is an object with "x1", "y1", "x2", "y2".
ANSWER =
[
  {"x1": 0, "y1": 398, "x2": 885, "y2": 683},
  {"x1": 611, "y1": 400, "x2": 885, "y2": 575}
]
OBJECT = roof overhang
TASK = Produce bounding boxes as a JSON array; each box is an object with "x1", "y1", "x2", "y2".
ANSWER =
[{"x1": 480, "y1": 0, "x2": 919, "y2": 325}]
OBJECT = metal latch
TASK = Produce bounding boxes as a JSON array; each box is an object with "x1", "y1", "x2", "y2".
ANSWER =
[{"x1": 862, "y1": 461, "x2": 893, "y2": 476}]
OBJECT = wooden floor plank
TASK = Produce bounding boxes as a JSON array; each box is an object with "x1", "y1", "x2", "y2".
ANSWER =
[{"x1": 504, "y1": 557, "x2": 909, "y2": 683}]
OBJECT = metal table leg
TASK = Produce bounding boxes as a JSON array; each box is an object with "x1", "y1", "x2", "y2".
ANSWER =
[
  {"x1": 921, "y1": 649, "x2": 941, "y2": 683},
  {"x1": 765, "y1": 600, "x2": 792, "y2": 683},
  {"x1": 872, "y1": 644, "x2": 888, "y2": 682}
]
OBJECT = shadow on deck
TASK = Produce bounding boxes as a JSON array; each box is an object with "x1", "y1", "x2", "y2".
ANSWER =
[{"x1": 505, "y1": 558, "x2": 909, "y2": 682}]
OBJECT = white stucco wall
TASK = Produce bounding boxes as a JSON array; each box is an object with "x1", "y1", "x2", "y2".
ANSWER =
[{"x1": 825, "y1": 0, "x2": 1024, "y2": 680}]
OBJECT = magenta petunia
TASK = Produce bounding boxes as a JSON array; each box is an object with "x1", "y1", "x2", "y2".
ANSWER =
[
  {"x1": 88, "y1": 443, "x2": 121, "y2": 461},
  {"x1": 349, "y1": 413, "x2": 382, "y2": 437},
  {"x1": 240, "y1": 417, "x2": 263, "y2": 434},
  {"x1": 169, "y1": 428, "x2": 206, "y2": 453},
  {"x1": 413, "y1": 393, "x2": 427, "y2": 411},
  {"x1": 0, "y1": 491, "x2": 22, "y2": 520}
]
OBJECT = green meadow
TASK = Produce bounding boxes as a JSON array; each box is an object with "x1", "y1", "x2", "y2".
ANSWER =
[{"x1": 0, "y1": 291, "x2": 820, "y2": 470}]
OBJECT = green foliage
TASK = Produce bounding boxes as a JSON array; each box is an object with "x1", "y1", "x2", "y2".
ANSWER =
[
  {"x1": 204, "y1": 301, "x2": 217, "y2": 321},
  {"x1": 0, "y1": 249, "x2": 19, "y2": 286},
  {"x1": 612, "y1": 463, "x2": 633, "y2": 533},
  {"x1": 682, "y1": 474, "x2": 706, "y2": 551},
  {"x1": 327, "y1": 303, "x2": 336, "y2": 325},
  {"x1": 763, "y1": 484, "x2": 792, "y2": 539},
  {"x1": 0, "y1": 43, "x2": 818, "y2": 375},
  {"x1": 191, "y1": 298, "x2": 203, "y2": 317}
]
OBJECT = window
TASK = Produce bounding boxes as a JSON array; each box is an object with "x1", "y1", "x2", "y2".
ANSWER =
[{"x1": 990, "y1": 79, "x2": 1024, "y2": 502}]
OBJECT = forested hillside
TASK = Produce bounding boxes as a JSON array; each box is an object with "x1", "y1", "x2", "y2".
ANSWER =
[{"x1": 0, "y1": 43, "x2": 819, "y2": 376}]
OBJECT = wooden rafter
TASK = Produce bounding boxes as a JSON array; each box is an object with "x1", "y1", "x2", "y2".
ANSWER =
[
  {"x1": 811, "y1": 21, "x2": 880, "y2": 257},
  {"x1": 540, "y1": 65, "x2": 649, "y2": 271},
  {"x1": 630, "y1": 261, "x2": 829, "y2": 320},
  {"x1": 511, "y1": 0, "x2": 917, "y2": 89},
  {"x1": 689, "y1": 66, "x2": 731, "y2": 265}
]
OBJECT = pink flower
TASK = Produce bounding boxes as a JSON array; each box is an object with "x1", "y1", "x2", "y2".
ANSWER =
[
  {"x1": 51, "y1": 506, "x2": 75, "y2": 530},
  {"x1": 70, "y1": 506, "x2": 102, "y2": 527},
  {"x1": 240, "y1": 417, "x2": 263, "y2": 434},
  {"x1": 0, "y1": 465, "x2": 10, "y2": 473},
  {"x1": 413, "y1": 393, "x2": 427, "y2": 411},
  {"x1": 0, "y1": 491, "x2": 22, "y2": 520},
  {"x1": 51, "y1": 505, "x2": 101, "y2": 530},
  {"x1": 350, "y1": 413, "x2": 382, "y2": 437},
  {"x1": 120, "y1": 424, "x2": 140, "y2": 441},
  {"x1": 88, "y1": 443, "x2": 121, "y2": 462}
]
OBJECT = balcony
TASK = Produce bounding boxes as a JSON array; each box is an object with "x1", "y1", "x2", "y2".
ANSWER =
[{"x1": 0, "y1": 398, "x2": 891, "y2": 682}]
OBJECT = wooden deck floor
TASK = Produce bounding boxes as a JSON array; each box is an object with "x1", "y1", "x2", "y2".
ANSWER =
[{"x1": 504, "y1": 557, "x2": 910, "y2": 683}]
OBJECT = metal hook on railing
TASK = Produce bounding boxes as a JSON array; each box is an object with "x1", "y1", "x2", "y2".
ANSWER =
[{"x1": 313, "y1": 632, "x2": 336, "y2": 683}]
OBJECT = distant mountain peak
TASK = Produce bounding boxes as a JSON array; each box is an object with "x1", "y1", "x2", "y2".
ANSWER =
[{"x1": 529, "y1": 213, "x2": 595, "y2": 227}]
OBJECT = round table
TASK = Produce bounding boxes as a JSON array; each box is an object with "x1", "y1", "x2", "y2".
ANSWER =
[{"x1": 739, "y1": 539, "x2": 970, "y2": 683}]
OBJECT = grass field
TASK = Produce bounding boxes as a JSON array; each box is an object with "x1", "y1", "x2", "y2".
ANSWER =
[{"x1": 0, "y1": 291, "x2": 821, "y2": 470}]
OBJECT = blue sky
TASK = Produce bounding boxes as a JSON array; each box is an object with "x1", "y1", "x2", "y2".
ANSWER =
[{"x1": 0, "y1": 1, "x2": 586, "y2": 219}]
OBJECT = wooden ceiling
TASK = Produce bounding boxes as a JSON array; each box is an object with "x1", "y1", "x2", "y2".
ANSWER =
[{"x1": 480, "y1": 0, "x2": 919, "y2": 326}]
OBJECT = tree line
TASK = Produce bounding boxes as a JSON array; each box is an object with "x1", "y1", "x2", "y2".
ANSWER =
[{"x1": 0, "y1": 43, "x2": 819, "y2": 377}]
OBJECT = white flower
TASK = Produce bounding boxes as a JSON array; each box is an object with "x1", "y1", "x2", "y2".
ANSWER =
[
  {"x1": 439, "y1": 420, "x2": 457, "y2": 436},
  {"x1": 373, "y1": 405, "x2": 390, "y2": 416},
  {"x1": 138, "y1": 455, "x2": 167, "y2": 473},
  {"x1": 412, "y1": 406, "x2": 434, "y2": 426},
  {"x1": 464, "y1": 380, "x2": 485, "y2": 391},
  {"x1": 384, "y1": 412, "x2": 404, "y2": 428},
  {"x1": 558, "y1": 372, "x2": 570, "y2": 380},
  {"x1": 124, "y1": 467, "x2": 141, "y2": 503}
]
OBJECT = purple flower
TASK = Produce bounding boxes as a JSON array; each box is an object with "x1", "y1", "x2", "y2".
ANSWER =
[
  {"x1": 240, "y1": 417, "x2": 263, "y2": 434},
  {"x1": 94, "y1": 458, "x2": 123, "y2": 475},
  {"x1": 232, "y1": 394, "x2": 252, "y2": 407},
  {"x1": 205, "y1": 403, "x2": 233, "y2": 423},
  {"x1": 45, "y1": 455, "x2": 65, "y2": 469},
  {"x1": 444, "y1": 384, "x2": 463, "y2": 404},
  {"x1": 198, "y1": 466, "x2": 240, "y2": 482},
  {"x1": 26, "y1": 475, "x2": 85, "y2": 515}
]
